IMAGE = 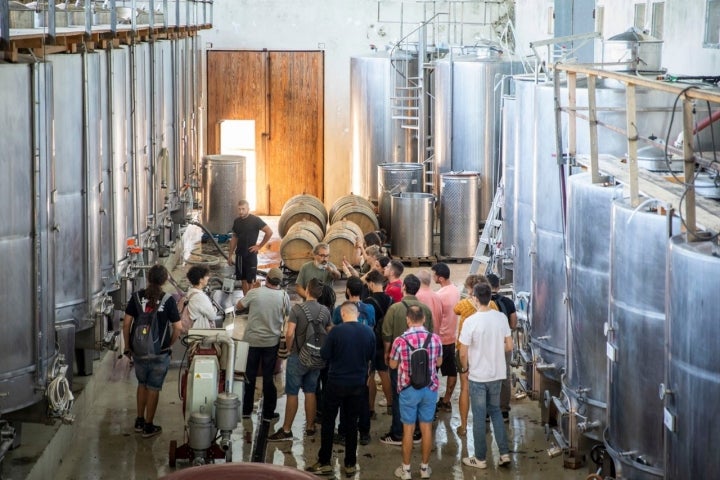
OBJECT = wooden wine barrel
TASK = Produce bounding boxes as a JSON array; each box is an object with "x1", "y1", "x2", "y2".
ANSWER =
[
  {"x1": 280, "y1": 221, "x2": 322, "y2": 272},
  {"x1": 281, "y1": 194, "x2": 328, "y2": 225},
  {"x1": 331, "y1": 202, "x2": 379, "y2": 235},
  {"x1": 278, "y1": 202, "x2": 326, "y2": 238},
  {"x1": 323, "y1": 220, "x2": 364, "y2": 268},
  {"x1": 329, "y1": 194, "x2": 375, "y2": 222}
]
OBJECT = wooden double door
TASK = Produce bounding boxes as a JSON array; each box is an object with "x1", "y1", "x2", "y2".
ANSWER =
[{"x1": 207, "y1": 50, "x2": 324, "y2": 215}]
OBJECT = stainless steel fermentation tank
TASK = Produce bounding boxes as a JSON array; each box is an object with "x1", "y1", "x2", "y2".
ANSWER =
[
  {"x1": 377, "y1": 162, "x2": 424, "y2": 241},
  {"x1": 350, "y1": 50, "x2": 419, "y2": 202},
  {"x1": 500, "y1": 94, "x2": 517, "y2": 281},
  {"x1": 202, "y1": 155, "x2": 247, "y2": 234},
  {"x1": 605, "y1": 199, "x2": 677, "y2": 480},
  {"x1": 390, "y1": 193, "x2": 435, "y2": 258},
  {"x1": 434, "y1": 52, "x2": 521, "y2": 220},
  {"x1": 439, "y1": 172, "x2": 480, "y2": 259},
  {"x1": 0, "y1": 60, "x2": 57, "y2": 415},
  {"x1": 664, "y1": 235, "x2": 720, "y2": 479},
  {"x1": 555, "y1": 173, "x2": 618, "y2": 467}
]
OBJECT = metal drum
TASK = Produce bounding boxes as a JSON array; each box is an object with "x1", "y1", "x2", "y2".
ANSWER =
[
  {"x1": 664, "y1": 235, "x2": 720, "y2": 479},
  {"x1": 501, "y1": 95, "x2": 517, "y2": 278},
  {"x1": 560, "y1": 174, "x2": 618, "y2": 452},
  {"x1": 0, "y1": 61, "x2": 56, "y2": 413},
  {"x1": 439, "y1": 172, "x2": 480, "y2": 258},
  {"x1": 201, "y1": 155, "x2": 246, "y2": 234},
  {"x1": 390, "y1": 193, "x2": 434, "y2": 258},
  {"x1": 378, "y1": 162, "x2": 424, "y2": 240},
  {"x1": 434, "y1": 51, "x2": 521, "y2": 220},
  {"x1": 350, "y1": 50, "x2": 419, "y2": 201},
  {"x1": 605, "y1": 199, "x2": 677, "y2": 480}
]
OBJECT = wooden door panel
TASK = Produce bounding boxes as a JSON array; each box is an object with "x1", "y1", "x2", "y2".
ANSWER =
[
  {"x1": 206, "y1": 50, "x2": 323, "y2": 215},
  {"x1": 267, "y1": 51, "x2": 324, "y2": 214}
]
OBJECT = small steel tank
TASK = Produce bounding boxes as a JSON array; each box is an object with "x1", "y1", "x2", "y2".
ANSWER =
[
  {"x1": 378, "y1": 162, "x2": 424, "y2": 240},
  {"x1": 350, "y1": 50, "x2": 419, "y2": 201},
  {"x1": 390, "y1": 193, "x2": 434, "y2": 258},
  {"x1": 439, "y1": 172, "x2": 480, "y2": 258},
  {"x1": 434, "y1": 47, "x2": 521, "y2": 220},
  {"x1": 201, "y1": 155, "x2": 246, "y2": 234},
  {"x1": 664, "y1": 235, "x2": 720, "y2": 479},
  {"x1": 605, "y1": 199, "x2": 677, "y2": 480}
]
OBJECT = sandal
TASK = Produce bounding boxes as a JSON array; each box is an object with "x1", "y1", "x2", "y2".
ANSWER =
[{"x1": 305, "y1": 428, "x2": 316, "y2": 437}]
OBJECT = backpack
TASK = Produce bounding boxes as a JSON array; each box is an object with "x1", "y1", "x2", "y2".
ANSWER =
[
  {"x1": 297, "y1": 303, "x2": 329, "y2": 369},
  {"x1": 402, "y1": 332, "x2": 433, "y2": 389},
  {"x1": 178, "y1": 291, "x2": 197, "y2": 334},
  {"x1": 130, "y1": 292, "x2": 172, "y2": 359},
  {"x1": 365, "y1": 295, "x2": 389, "y2": 348}
]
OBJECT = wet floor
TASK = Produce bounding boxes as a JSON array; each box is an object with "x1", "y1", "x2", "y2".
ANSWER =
[{"x1": 3, "y1": 218, "x2": 590, "y2": 479}]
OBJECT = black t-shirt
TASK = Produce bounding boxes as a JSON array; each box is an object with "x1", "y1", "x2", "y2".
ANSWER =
[
  {"x1": 231, "y1": 214, "x2": 267, "y2": 254},
  {"x1": 125, "y1": 289, "x2": 180, "y2": 351},
  {"x1": 491, "y1": 293, "x2": 516, "y2": 327},
  {"x1": 363, "y1": 291, "x2": 394, "y2": 349}
]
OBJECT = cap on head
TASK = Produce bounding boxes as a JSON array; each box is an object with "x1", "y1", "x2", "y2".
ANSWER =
[{"x1": 266, "y1": 267, "x2": 283, "y2": 285}]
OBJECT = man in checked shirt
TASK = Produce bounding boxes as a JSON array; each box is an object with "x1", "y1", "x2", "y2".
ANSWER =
[{"x1": 388, "y1": 305, "x2": 443, "y2": 480}]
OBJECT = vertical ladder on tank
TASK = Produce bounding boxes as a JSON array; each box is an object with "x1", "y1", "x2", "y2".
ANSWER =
[{"x1": 469, "y1": 180, "x2": 504, "y2": 275}]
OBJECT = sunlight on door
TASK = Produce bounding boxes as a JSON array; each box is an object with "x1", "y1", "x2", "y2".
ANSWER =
[{"x1": 220, "y1": 119, "x2": 257, "y2": 212}]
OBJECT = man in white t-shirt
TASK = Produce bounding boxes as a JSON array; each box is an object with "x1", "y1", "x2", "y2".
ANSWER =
[{"x1": 457, "y1": 282, "x2": 513, "y2": 470}]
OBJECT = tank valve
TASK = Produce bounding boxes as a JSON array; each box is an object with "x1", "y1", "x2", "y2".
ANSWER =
[
  {"x1": 536, "y1": 362, "x2": 557, "y2": 372},
  {"x1": 577, "y1": 420, "x2": 601, "y2": 433},
  {"x1": 658, "y1": 383, "x2": 673, "y2": 400}
]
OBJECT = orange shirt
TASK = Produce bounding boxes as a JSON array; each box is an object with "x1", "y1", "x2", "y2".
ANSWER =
[{"x1": 454, "y1": 298, "x2": 498, "y2": 348}]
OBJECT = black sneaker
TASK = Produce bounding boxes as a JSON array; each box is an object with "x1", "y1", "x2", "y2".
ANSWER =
[
  {"x1": 263, "y1": 412, "x2": 280, "y2": 421},
  {"x1": 413, "y1": 431, "x2": 421, "y2": 444},
  {"x1": 359, "y1": 432, "x2": 371, "y2": 445},
  {"x1": 142, "y1": 423, "x2": 162, "y2": 438},
  {"x1": 306, "y1": 462, "x2": 333, "y2": 475},
  {"x1": 502, "y1": 411, "x2": 510, "y2": 423},
  {"x1": 134, "y1": 416, "x2": 145, "y2": 433},
  {"x1": 379, "y1": 433, "x2": 402, "y2": 445},
  {"x1": 268, "y1": 429, "x2": 293, "y2": 442}
]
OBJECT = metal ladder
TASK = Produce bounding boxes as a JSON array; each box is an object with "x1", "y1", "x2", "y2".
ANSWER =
[{"x1": 469, "y1": 181, "x2": 504, "y2": 275}]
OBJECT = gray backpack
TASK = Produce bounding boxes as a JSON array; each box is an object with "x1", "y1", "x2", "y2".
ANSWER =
[{"x1": 297, "y1": 303, "x2": 329, "y2": 369}]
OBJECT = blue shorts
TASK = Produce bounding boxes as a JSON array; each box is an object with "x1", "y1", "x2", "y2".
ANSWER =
[
  {"x1": 134, "y1": 354, "x2": 171, "y2": 391},
  {"x1": 285, "y1": 353, "x2": 321, "y2": 396},
  {"x1": 399, "y1": 386, "x2": 438, "y2": 424}
]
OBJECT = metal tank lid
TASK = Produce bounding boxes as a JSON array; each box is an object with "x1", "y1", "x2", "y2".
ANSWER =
[{"x1": 608, "y1": 27, "x2": 662, "y2": 44}]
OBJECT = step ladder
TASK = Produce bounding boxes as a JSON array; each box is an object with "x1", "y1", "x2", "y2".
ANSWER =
[{"x1": 469, "y1": 182, "x2": 504, "y2": 276}]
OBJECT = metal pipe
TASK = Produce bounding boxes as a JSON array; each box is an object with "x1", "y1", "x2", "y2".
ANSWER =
[{"x1": 188, "y1": 220, "x2": 228, "y2": 260}]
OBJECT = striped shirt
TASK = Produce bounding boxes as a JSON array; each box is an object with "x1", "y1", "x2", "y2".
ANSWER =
[{"x1": 390, "y1": 326, "x2": 443, "y2": 392}]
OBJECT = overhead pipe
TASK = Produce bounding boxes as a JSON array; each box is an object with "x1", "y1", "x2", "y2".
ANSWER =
[{"x1": 673, "y1": 108, "x2": 720, "y2": 148}]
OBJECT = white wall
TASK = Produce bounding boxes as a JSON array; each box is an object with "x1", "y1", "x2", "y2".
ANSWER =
[
  {"x1": 202, "y1": 0, "x2": 720, "y2": 209},
  {"x1": 201, "y1": 0, "x2": 404, "y2": 208},
  {"x1": 598, "y1": 0, "x2": 720, "y2": 74}
]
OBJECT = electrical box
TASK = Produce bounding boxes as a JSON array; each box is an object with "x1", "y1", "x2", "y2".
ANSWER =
[{"x1": 185, "y1": 356, "x2": 220, "y2": 419}]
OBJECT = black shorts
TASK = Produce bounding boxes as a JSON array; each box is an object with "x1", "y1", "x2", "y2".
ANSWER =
[
  {"x1": 370, "y1": 347, "x2": 388, "y2": 372},
  {"x1": 235, "y1": 253, "x2": 258, "y2": 282},
  {"x1": 439, "y1": 343, "x2": 457, "y2": 377}
]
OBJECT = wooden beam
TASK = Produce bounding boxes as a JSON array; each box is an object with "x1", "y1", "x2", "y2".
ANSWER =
[
  {"x1": 626, "y1": 84, "x2": 639, "y2": 206},
  {"x1": 587, "y1": 75, "x2": 601, "y2": 183},
  {"x1": 567, "y1": 71, "x2": 577, "y2": 161},
  {"x1": 576, "y1": 153, "x2": 720, "y2": 233},
  {"x1": 683, "y1": 99, "x2": 698, "y2": 239}
]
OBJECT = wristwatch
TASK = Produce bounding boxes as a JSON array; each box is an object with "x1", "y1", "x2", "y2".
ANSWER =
[{"x1": 458, "y1": 365, "x2": 468, "y2": 374}]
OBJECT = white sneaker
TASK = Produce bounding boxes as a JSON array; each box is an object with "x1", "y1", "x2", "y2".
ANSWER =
[
  {"x1": 462, "y1": 457, "x2": 487, "y2": 469},
  {"x1": 499, "y1": 453, "x2": 511, "y2": 466},
  {"x1": 420, "y1": 465, "x2": 432, "y2": 478},
  {"x1": 394, "y1": 465, "x2": 412, "y2": 479}
]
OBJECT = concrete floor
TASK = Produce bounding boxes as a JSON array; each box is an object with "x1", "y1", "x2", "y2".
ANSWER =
[{"x1": 2, "y1": 220, "x2": 590, "y2": 479}]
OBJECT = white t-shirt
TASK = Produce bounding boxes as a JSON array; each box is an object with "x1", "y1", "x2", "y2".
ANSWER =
[{"x1": 459, "y1": 309, "x2": 511, "y2": 383}]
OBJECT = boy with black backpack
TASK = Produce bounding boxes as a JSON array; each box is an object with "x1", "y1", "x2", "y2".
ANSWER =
[{"x1": 388, "y1": 305, "x2": 443, "y2": 480}]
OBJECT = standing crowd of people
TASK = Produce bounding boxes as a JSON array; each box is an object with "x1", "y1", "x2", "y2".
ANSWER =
[{"x1": 122, "y1": 199, "x2": 518, "y2": 478}]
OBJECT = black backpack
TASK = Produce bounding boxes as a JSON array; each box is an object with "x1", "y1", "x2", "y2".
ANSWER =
[
  {"x1": 297, "y1": 303, "x2": 330, "y2": 369},
  {"x1": 130, "y1": 292, "x2": 172, "y2": 360},
  {"x1": 364, "y1": 295, "x2": 390, "y2": 348},
  {"x1": 402, "y1": 333, "x2": 433, "y2": 389}
]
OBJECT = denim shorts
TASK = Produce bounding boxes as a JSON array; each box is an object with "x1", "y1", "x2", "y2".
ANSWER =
[
  {"x1": 134, "y1": 354, "x2": 171, "y2": 391},
  {"x1": 285, "y1": 353, "x2": 321, "y2": 396},
  {"x1": 399, "y1": 386, "x2": 438, "y2": 424}
]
